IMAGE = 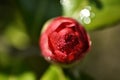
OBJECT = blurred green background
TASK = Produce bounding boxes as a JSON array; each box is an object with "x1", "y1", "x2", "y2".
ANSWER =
[{"x1": 0, "y1": 0, "x2": 120, "y2": 80}]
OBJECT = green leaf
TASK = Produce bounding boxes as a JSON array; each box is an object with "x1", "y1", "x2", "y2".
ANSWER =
[
  {"x1": 61, "y1": 0, "x2": 120, "y2": 30},
  {"x1": 41, "y1": 65, "x2": 68, "y2": 80}
]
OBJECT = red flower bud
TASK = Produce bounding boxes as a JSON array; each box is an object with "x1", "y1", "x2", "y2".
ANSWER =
[{"x1": 39, "y1": 17, "x2": 91, "y2": 64}]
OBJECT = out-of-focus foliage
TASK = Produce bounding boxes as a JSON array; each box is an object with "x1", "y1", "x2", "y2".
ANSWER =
[
  {"x1": 15, "y1": 0, "x2": 62, "y2": 44},
  {"x1": 61, "y1": 0, "x2": 120, "y2": 30},
  {"x1": 0, "y1": 0, "x2": 15, "y2": 33},
  {"x1": 0, "y1": 0, "x2": 61, "y2": 80}
]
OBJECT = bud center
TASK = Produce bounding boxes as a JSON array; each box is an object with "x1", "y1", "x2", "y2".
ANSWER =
[{"x1": 57, "y1": 27, "x2": 79, "y2": 54}]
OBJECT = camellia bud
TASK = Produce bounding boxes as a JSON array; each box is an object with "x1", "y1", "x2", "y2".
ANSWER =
[{"x1": 39, "y1": 17, "x2": 91, "y2": 65}]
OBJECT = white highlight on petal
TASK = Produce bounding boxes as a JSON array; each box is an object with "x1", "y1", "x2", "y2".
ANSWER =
[{"x1": 45, "y1": 57, "x2": 51, "y2": 61}]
